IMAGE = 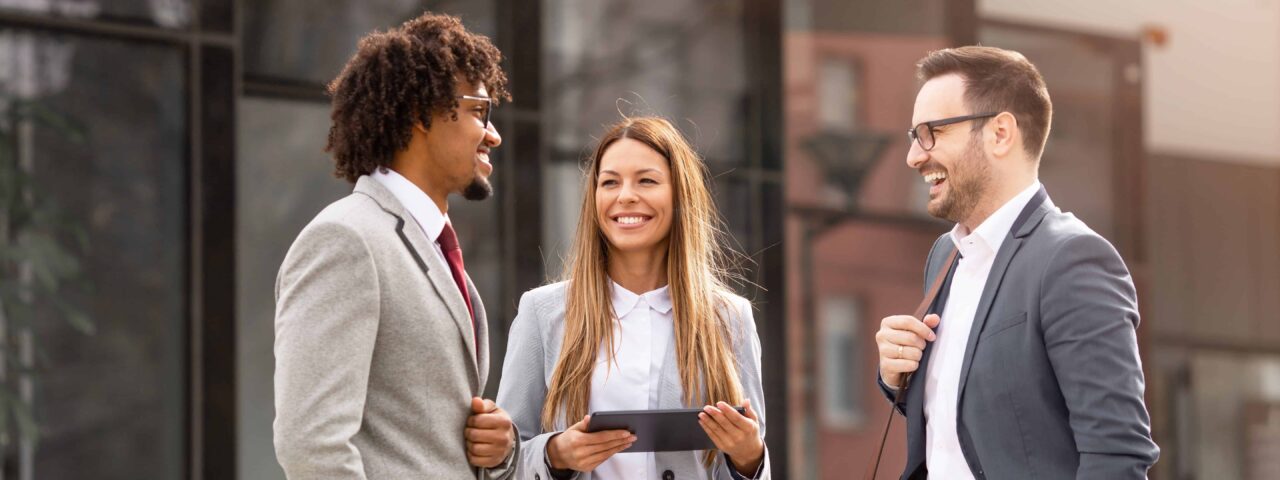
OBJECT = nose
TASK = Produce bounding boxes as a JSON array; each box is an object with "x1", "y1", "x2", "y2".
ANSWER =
[
  {"x1": 483, "y1": 121, "x2": 502, "y2": 148},
  {"x1": 906, "y1": 141, "x2": 929, "y2": 170},
  {"x1": 618, "y1": 181, "x2": 639, "y2": 204}
]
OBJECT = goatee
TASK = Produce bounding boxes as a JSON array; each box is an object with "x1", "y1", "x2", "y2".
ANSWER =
[{"x1": 462, "y1": 177, "x2": 493, "y2": 201}]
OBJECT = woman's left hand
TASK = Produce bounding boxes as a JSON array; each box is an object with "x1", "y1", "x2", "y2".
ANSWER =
[{"x1": 698, "y1": 399, "x2": 764, "y2": 475}]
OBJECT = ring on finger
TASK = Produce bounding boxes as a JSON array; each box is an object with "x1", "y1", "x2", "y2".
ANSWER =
[{"x1": 897, "y1": 345, "x2": 904, "y2": 358}]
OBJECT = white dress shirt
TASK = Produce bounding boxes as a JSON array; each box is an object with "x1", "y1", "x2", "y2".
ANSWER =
[
  {"x1": 923, "y1": 181, "x2": 1040, "y2": 478},
  {"x1": 590, "y1": 280, "x2": 675, "y2": 480},
  {"x1": 369, "y1": 169, "x2": 448, "y2": 264}
]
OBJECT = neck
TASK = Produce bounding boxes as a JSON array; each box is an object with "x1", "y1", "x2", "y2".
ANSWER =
[
  {"x1": 959, "y1": 173, "x2": 1037, "y2": 231},
  {"x1": 607, "y1": 246, "x2": 668, "y2": 293},
  {"x1": 390, "y1": 149, "x2": 450, "y2": 214}
]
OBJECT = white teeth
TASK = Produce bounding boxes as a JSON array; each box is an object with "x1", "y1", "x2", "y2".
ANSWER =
[
  {"x1": 923, "y1": 172, "x2": 947, "y2": 184},
  {"x1": 617, "y1": 216, "x2": 647, "y2": 225}
]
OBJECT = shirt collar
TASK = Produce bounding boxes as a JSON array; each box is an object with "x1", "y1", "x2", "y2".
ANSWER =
[
  {"x1": 949, "y1": 180, "x2": 1041, "y2": 259},
  {"x1": 370, "y1": 168, "x2": 447, "y2": 243},
  {"x1": 610, "y1": 280, "x2": 673, "y2": 317}
]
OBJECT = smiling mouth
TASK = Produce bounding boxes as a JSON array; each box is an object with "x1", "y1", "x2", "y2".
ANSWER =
[{"x1": 612, "y1": 215, "x2": 652, "y2": 226}]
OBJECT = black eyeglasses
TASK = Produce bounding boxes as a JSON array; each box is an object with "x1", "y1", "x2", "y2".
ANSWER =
[
  {"x1": 457, "y1": 95, "x2": 494, "y2": 126},
  {"x1": 907, "y1": 112, "x2": 998, "y2": 151}
]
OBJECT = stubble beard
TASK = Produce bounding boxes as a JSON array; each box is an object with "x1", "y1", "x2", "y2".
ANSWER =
[{"x1": 929, "y1": 135, "x2": 991, "y2": 224}]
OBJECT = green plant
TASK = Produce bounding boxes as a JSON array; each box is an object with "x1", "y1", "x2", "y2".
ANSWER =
[{"x1": 0, "y1": 96, "x2": 93, "y2": 448}]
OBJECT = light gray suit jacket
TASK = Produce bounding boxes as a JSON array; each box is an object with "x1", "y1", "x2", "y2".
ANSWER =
[
  {"x1": 274, "y1": 176, "x2": 517, "y2": 479},
  {"x1": 497, "y1": 282, "x2": 771, "y2": 480},
  {"x1": 879, "y1": 187, "x2": 1159, "y2": 479}
]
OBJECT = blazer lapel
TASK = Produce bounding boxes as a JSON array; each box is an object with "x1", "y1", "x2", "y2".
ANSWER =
[
  {"x1": 956, "y1": 188, "x2": 1054, "y2": 401},
  {"x1": 466, "y1": 273, "x2": 487, "y2": 389},
  {"x1": 354, "y1": 177, "x2": 481, "y2": 384}
]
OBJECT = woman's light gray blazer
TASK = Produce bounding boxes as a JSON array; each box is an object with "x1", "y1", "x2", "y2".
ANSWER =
[{"x1": 496, "y1": 281, "x2": 771, "y2": 480}]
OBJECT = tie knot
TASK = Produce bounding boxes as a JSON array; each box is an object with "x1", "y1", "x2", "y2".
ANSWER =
[{"x1": 438, "y1": 222, "x2": 461, "y2": 252}]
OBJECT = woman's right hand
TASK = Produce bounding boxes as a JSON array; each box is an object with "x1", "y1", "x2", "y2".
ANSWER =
[{"x1": 547, "y1": 415, "x2": 636, "y2": 471}]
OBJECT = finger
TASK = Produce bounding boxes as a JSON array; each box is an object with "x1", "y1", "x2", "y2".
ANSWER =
[
  {"x1": 579, "y1": 433, "x2": 635, "y2": 457},
  {"x1": 923, "y1": 313, "x2": 940, "y2": 329},
  {"x1": 884, "y1": 330, "x2": 928, "y2": 350},
  {"x1": 743, "y1": 399, "x2": 759, "y2": 421},
  {"x1": 715, "y1": 402, "x2": 754, "y2": 432},
  {"x1": 699, "y1": 412, "x2": 729, "y2": 449},
  {"x1": 465, "y1": 427, "x2": 507, "y2": 445},
  {"x1": 471, "y1": 396, "x2": 486, "y2": 414},
  {"x1": 481, "y1": 398, "x2": 497, "y2": 413},
  {"x1": 700, "y1": 408, "x2": 732, "y2": 437},
  {"x1": 468, "y1": 440, "x2": 505, "y2": 457},
  {"x1": 880, "y1": 358, "x2": 921, "y2": 376},
  {"x1": 468, "y1": 412, "x2": 513, "y2": 430},
  {"x1": 570, "y1": 415, "x2": 590, "y2": 432},
  {"x1": 581, "y1": 429, "x2": 635, "y2": 445},
  {"x1": 885, "y1": 315, "x2": 936, "y2": 342},
  {"x1": 880, "y1": 343, "x2": 923, "y2": 362}
]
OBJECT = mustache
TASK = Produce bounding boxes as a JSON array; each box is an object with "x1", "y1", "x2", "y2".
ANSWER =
[{"x1": 917, "y1": 161, "x2": 947, "y2": 174}]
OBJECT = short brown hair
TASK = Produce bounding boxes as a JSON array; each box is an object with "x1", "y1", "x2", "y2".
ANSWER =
[
  {"x1": 325, "y1": 13, "x2": 511, "y2": 183},
  {"x1": 917, "y1": 46, "x2": 1052, "y2": 159}
]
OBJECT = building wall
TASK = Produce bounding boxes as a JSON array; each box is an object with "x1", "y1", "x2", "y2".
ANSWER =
[{"x1": 981, "y1": 0, "x2": 1280, "y2": 167}]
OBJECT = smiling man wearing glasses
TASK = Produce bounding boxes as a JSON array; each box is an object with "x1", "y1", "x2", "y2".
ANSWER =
[
  {"x1": 273, "y1": 12, "x2": 517, "y2": 479},
  {"x1": 874, "y1": 46, "x2": 1159, "y2": 479}
]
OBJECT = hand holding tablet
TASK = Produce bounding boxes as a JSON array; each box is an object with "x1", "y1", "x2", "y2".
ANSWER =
[
  {"x1": 699, "y1": 400, "x2": 765, "y2": 475},
  {"x1": 584, "y1": 399, "x2": 764, "y2": 474},
  {"x1": 547, "y1": 415, "x2": 636, "y2": 472}
]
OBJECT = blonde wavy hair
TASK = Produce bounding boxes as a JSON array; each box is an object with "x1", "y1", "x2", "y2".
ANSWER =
[{"x1": 542, "y1": 117, "x2": 744, "y2": 465}]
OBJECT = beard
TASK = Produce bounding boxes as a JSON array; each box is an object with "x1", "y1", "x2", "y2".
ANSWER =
[
  {"x1": 461, "y1": 175, "x2": 493, "y2": 201},
  {"x1": 928, "y1": 134, "x2": 991, "y2": 224}
]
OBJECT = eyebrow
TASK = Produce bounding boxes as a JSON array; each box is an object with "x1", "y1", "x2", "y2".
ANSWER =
[{"x1": 600, "y1": 168, "x2": 663, "y2": 176}]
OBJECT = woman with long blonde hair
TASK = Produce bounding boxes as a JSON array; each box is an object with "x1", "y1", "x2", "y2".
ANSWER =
[{"x1": 496, "y1": 117, "x2": 770, "y2": 479}]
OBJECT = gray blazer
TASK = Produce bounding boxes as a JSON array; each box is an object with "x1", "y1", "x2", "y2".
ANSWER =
[
  {"x1": 497, "y1": 282, "x2": 771, "y2": 480},
  {"x1": 273, "y1": 176, "x2": 517, "y2": 479},
  {"x1": 880, "y1": 187, "x2": 1159, "y2": 479}
]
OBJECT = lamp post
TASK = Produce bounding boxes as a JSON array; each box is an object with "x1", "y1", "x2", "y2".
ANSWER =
[{"x1": 792, "y1": 129, "x2": 888, "y2": 479}]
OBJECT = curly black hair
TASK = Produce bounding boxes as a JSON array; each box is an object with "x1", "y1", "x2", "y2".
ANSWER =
[{"x1": 325, "y1": 13, "x2": 511, "y2": 183}]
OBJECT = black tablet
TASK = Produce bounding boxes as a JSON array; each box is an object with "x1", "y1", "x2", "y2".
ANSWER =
[{"x1": 586, "y1": 407, "x2": 745, "y2": 453}]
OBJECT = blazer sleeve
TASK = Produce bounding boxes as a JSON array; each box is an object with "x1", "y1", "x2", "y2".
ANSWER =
[
  {"x1": 497, "y1": 290, "x2": 579, "y2": 480},
  {"x1": 1040, "y1": 233, "x2": 1160, "y2": 479},
  {"x1": 714, "y1": 297, "x2": 772, "y2": 480},
  {"x1": 273, "y1": 221, "x2": 379, "y2": 479}
]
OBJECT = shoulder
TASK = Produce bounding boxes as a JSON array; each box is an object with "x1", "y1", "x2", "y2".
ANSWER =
[
  {"x1": 715, "y1": 290, "x2": 757, "y2": 342},
  {"x1": 1033, "y1": 209, "x2": 1122, "y2": 261},
  {"x1": 518, "y1": 281, "x2": 569, "y2": 319},
  {"x1": 296, "y1": 192, "x2": 390, "y2": 244}
]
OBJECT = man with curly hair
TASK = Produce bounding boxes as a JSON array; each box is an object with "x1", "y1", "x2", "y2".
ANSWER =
[{"x1": 273, "y1": 12, "x2": 517, "y2": 479}]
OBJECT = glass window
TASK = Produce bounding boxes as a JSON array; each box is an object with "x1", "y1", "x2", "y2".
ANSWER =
[
  {"x1": 0, "y1": 27, "x2": 186, "y2": 479},
  {"x1": 0, "y1": 0, "x2": 193, "y2": 29},
  {"x1": 1153, "y1": 348, "x2": 1280, "y2": 479},
  {"x1": 541, "y1": 0, "x2": 751, "y2": 268},
  {"x1": 820, "y1": 296, "x2": 863, "y2": 428},
  {"x1": 236, "y1": 97, "x2": 349, "y2": 480},
  {"x1": 979, "y1": 24, "x2": 1118, "y2": 241},
  {"x1": 242, "y1": 0, "x2": 496, "y2": 84}
]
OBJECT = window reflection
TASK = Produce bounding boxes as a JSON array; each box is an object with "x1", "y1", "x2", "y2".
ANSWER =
[
  {"x1": 236, "y1": 98, "x2": 348, "y2": 480},
  {"x1": 0, "y1": 27, "x2": 185, "y2": 479},
  {"x1": 243, "y1": 0, "x2": 495, "y2": 84},
  {"x1": 0, "y1": 0, "x2": 192, "y2": 29}
]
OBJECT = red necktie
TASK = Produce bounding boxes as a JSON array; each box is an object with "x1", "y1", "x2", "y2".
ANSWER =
[{"x1": 437, "y1": 222, "x2": 477, "y2": 358}]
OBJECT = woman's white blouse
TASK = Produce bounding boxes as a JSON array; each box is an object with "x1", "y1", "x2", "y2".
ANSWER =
[{"x1": 589, "y1": 281, "x2": 675, "y2": 480}]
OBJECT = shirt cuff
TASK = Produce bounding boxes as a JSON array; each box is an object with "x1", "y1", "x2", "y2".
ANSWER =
[{"x1": 725, "y1": 453, "x2": 765, "y2": 480}]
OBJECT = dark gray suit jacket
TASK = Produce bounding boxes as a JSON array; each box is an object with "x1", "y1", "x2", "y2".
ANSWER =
[{"x1": 879, "y1": 188, "x2": 1159, "y2": 479}]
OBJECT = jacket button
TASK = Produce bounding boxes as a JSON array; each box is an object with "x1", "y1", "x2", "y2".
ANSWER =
[
  {"x1": 663, "y1": 470, "x2": 674, "y2": 480},
  {"x1": 534, "y1": 475, "x2": 540, "y2": 480}
]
